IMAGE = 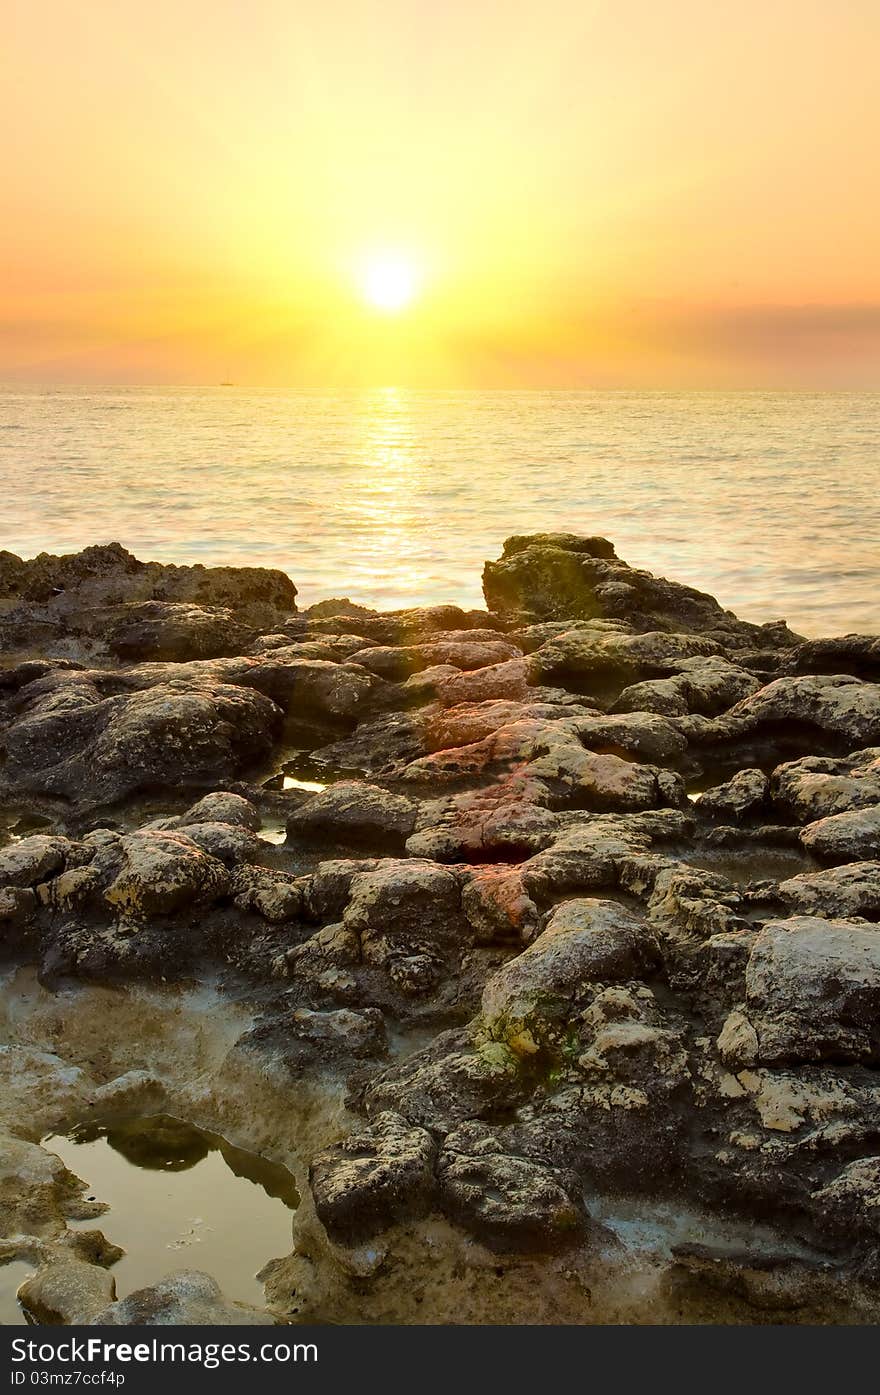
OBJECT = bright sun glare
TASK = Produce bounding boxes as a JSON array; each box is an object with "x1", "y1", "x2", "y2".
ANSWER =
[{"x1": 360, "y1": 254, "x2": 421, "y2": 313}]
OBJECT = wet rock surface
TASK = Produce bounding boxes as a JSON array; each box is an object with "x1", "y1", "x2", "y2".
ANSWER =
[{"x1": 2, "y1": 535, "x2": 880, "y2": 1325}]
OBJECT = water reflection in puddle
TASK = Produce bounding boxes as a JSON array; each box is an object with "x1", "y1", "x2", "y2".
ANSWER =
[
  {"x1": 0, "y1": 1260, "x2": 36, "y2": 1326},
  {"x1": 38, "y1": 1115, "x2": 298, "y2": 1315}
]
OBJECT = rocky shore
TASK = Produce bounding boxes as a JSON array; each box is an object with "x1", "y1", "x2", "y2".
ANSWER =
[{"x1": 2, "y1": 533, "x2": 880, "y2": 1324}]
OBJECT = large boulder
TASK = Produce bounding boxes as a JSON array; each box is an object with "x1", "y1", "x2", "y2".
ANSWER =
[
  {"x1": 728, "y1": 675, "x2": 880, "y2": 748},
  {"x1": 102, "y1": 830, "x2": 230, "y2": 917},
  {"x1": 482, "y1": 534, "x2": 797, "y2": 646},
  {"x1": 481, "y1": 898, "x2": 658, "y2": 1046},
  {"x1": 1, "y1": 677, "x2": 281, "y2": 807},
  {"x1": 91, "y1": 1271, "x2": 275, "y2": 1325},
  {"x1": 288, "y1": 781, "x2": 418, "y2": 849},
  {"x1": 772, "y1": 751, "x2": 880, "y2": 822},
  {"x1": 745, "y1": 916, "x2": 880, "y2": 1063},
  {"x1": 800, "y1": 805, "x2": 880, "y2": 862},
  {"x1": 0, "y1": 542, "x2": 297, "y2": 626},
  {"x1": 309, "y1": 1112, "x2": 437, "y2": 1240}
]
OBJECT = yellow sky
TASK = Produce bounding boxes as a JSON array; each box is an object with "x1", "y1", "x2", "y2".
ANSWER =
[{"x1": 2, "y1": 0, "x2": 878, "y2": 387}]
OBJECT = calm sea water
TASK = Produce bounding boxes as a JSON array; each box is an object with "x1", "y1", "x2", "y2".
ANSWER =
[{"x1": 1, "y1": 386, "x2": 877, "y2": 637}]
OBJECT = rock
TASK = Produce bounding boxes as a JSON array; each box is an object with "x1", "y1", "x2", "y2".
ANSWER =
[
  {"x1": 784, "y1": 635, "x2": 880, "y2": 681},
  {"x1": 531, "y1": 628, "x2": 723, "y2": 691},
  {"x1": 573, "y1": 711, "x2": 689, "y2": 763},
  {"x1": 698, "y1": 769, "x2": 769, "y2": 821},
  {"x1": 236, "y1": 1005, "x2": 386, "y2": 1077},
  {"x1": 800, "y1": 805, "x2": 880, "y2": 862},
  {"x1": 0, "y1": 835, "x2": 76, "y2": 889},
  {"x1": 341, "y1": 859, "x2": 464, "y2": 984},
  {"x1": 812, "y1": 1158, "x2": 880, "y2": 1242},
  {"x1": 18, "y1": 1258, "x2": 116, "y2": 1324},
  {"x1": 172, "y1": 821, "x2": 260, "y2": 865},
  {"x1": 177, "y1": 791, "x2": 262, "y2": 831},
  {"x1": 483, "y1": 534, "x2": 796, "y2": 645},
  {"x1": 357, "y1": 638, "x2": 520, "y2": 680},
  {"x1": 438, "y1": 1137, "x2": 585, "y2": 1248},
  {"x1": 778, "y1": 861, "x2": 880, "y2": 919},
  {"x1": 716, "y1": 1009, "x2": 760, "y2": 1069},
  {"x1": 729, "y1": 675, "x2": 880, "y2": 748},
  {"x1": 772, "y1": 752, "x2": 880, "y2": 822},
  {"x1": 102, "y1": 830, "x2": 230, "y2": 917},
  {"x1": 0, "y1": 1134, "x2": 105, "y2": 1239},
  {"x1": 613, "y1": 657, "x2": 759, "y2": 718},
  {"x1": 745, "y1": 916, "x2": 880, "y2": 1063},
  {"x1": 2, "y1": 676, "x2": 281, "y2": 808},
  {"x1": 481, "y1": 898, "x2": 658, "y2": 1046},
  {"x1": 288, "y1": 781, "x2": 417, "y2": 849},
  {"x1": 231, "y1": 865, "x2": 303, "y2": 922},
  {"x1": 461, "y1": 866, "x2": 541, "y2": 944},
  {"x1": 90, "y1": 1271, "x2": 275, "y2": 1325},
  {"x1": 105, "y1": 600, "x2": 255, "y2": 662},
  {"x1": 0, "y1": 885, "x2": 37, "y2": 924},
  {"x1": 309, "y1": 1112, "x2": 437, "y2": 1240},
  {"x1": 0, "y1": 542, "x2": 297, "y2": 625},
  {"x1": 241, "y1": 656, "x2": 382, "y2": 720}
]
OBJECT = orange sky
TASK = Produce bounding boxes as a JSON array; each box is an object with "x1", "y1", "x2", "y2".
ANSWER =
[{"x1": 2, "y1": 0, "x2": 878, "y2": 387}]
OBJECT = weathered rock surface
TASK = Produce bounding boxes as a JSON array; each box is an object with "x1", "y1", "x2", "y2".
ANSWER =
[
  {"x1": 2, "y1": 535, "x2": 880, "y2": 1323},
  {"x1": 91, "y1": 1271, "x2": 276, "y2": 1325}
]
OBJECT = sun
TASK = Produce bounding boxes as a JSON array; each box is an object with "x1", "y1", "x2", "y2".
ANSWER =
[{"x1": 359, "y1": 253, "x2": 421, "y2": 313}]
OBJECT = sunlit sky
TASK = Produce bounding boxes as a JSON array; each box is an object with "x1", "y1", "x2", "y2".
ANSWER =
[{"x1": 2, "y1": 0, "x2": 878, "y2": 387}]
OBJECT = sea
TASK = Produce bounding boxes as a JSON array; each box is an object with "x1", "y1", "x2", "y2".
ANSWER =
[{"x1": 1, "y1": 386, "x2": 877, "y2": 638}]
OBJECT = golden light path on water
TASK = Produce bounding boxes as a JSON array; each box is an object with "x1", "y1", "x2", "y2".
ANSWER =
[{"x1": 1, "y1": 386, "x2": 878, "y2": 637}]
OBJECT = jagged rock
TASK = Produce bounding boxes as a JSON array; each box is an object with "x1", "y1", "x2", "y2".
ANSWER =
[
  {"x1": 698, "y1": 768, "x2": 769, "y2": 821},
  {"x1": 309, "y1": 1112, "x2": 437, "y2": 1240},
  {"x1": 745, "y1": 916, "x2": 880, "y2": 1063},
  {"x1": 18, "y1": 1258, "x2": 117, "y2": 1324},
  {"x1": 800, "y1": 806, "x2": 880, "y2": 862},
  {"x1": 778, "y1": 861, "x2": 880, "y2": 919},
  {"x1": 231, "y1": 865, "x2": 303, "y2": 922},
  {"x1": 437, "y1": 1130, "x2": 585, "y2": 1248},
  {"x1": 613, "y1": 656, "x2": 759, "y2": 717},
  {"x1": 90, "y1": 1271, "x2": 275, "y2": 1325},
  {"x1": 728, "y1": 675, "x2": 880, "y2": 748},
  {"x1": 772, "y1": 752, "x2": 880, "y2": 822},
  {"x1": 481, "y1": 899, "x2": 658, "y2": 1046},
  {"x1": 1, "y1": 675, "x2": 281, "y2": 807},
  {"x1": 0, "y1": 542, "x2": 297, "y2": 625},
  {"x1": 288, "y1": 781, "x2": 417, "y2": 848},
  {"x1": 102, "y1": 830, "x2": 230, "y2": 917},
  {"x1": 105, "y1": 600, "x2": 256, "y2": 662}
]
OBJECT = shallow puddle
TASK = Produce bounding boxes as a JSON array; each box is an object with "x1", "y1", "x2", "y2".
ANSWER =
[
  {"x1": 39, "y1": 1115, "x2": 299, "y2": 1315},
  {"x1": 0, "y1": 1259, "x2": 36, "y2": 1326}
]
